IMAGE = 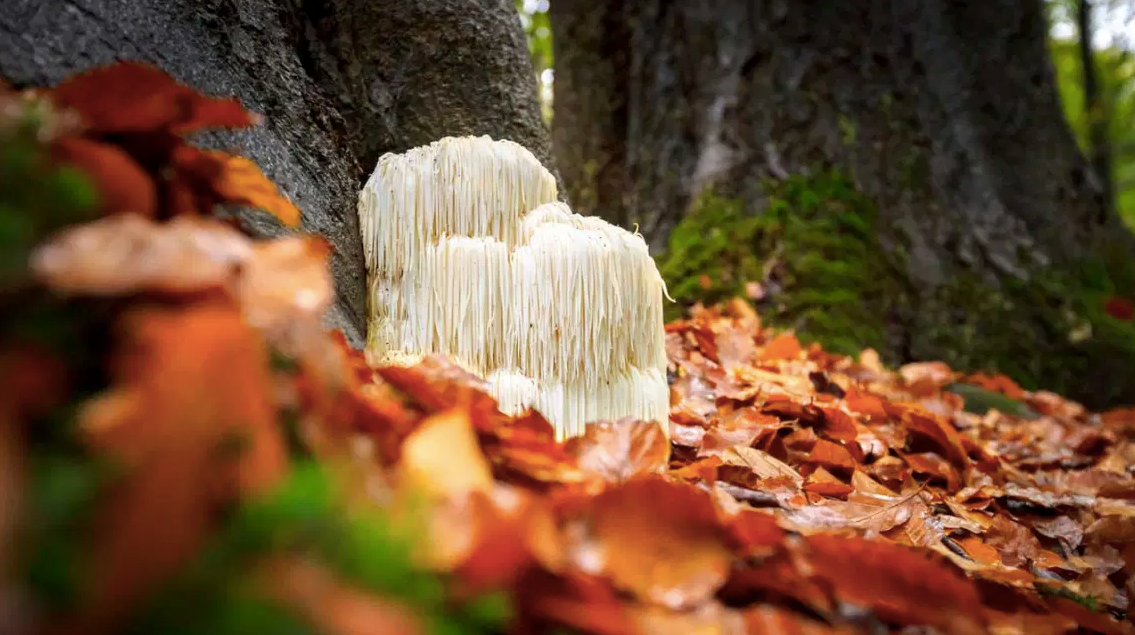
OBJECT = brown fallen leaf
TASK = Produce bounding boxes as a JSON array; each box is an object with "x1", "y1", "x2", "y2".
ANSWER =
[
  {"x1": 398, "y1": 409, "x2": 494, "y2": 501},
  {"x1": 803, "y1": 466, "x2": 853, "y2": 499},
  {"x1": 721, "y1": 446, "x2": 802, "y2": 485},
  {"x1": 801, "y1": 438, "x2": 856, "y2": 474},
  {"x1": 238, "y1": 235, "x2": 335, "y2": 330},
  {"x1": 801, "y1": 534, "x2": 987, "y2": 635},
  {"x1": 566, "y1": 418, "x2": 669, "y2": 482},
  {"x1": 581, "y1": 476, "x2": 732, "y2": 609}
]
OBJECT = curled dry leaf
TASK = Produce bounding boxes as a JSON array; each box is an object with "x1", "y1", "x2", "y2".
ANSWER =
[
  {"x1": 901, "y1": 408, "x2": 971, "y2": 472},
  {"x1": 565, "y1": 418, "x2": 669, "y2": 482},
  {"x1": 173, "y1": 146, "x2": 301, "y2": 227},
  {"x1": 31, "y1": 213, "x2": 252, "y2": 295}
]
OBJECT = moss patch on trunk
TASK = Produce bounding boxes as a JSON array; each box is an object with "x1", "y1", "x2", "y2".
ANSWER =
[
  {"x1": 915, "y1": 261, "x2": 1135, "y2": 408},
  {"x1": 657, "y1": 169, "x2": 1135, "y2": 408},
  {"x1": 657, "y1": 169, "x2": 909, "y2": 357}
]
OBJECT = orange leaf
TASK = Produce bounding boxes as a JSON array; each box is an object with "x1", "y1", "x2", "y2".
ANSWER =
[
  {"x1": 802, "y1": 438, "x2": 856, "y2": 473},
  {"x1": 957, "y1": 535, "x2": 1002, "y2": 566},
  {"x1": 715, "y1": 325, "x2": 757, "y2": 371},
  {"x1": 843, "y1": 389, "x2": 889, "y2": 420},
  {"x1": 802, "y1": 535, "x2": 986, "y2": 635},
  {"x1": 901, "y1": 409, "x2": 971, "y2": 471},
  {"x1": 727, "y1": 509, "x2": 786, "y2": 557},
  {"x1": 398, "y1": 409, "x2": 494, "y2": 501},
  {"x1": 565, "y1": 418, "x2": 669, "y2": 482},
  {"x1": 963, "y1": 372, "x2": 1025, "y2": 400},
  {"x1": 744, "y1": 604, "x2": 856, "y2": 635},
  {"x1": 51, "y1": 137, "x2": 157, "y2": 217},
  {"x1": 516, "y1": 570, "x2": 637, "y2": 635},
  {"x1": 902, "y1": 451, "x2": 961, "y2": 491},
  {"x1": 173, "y1": 146, "x2": 300, "y2": 226},
  {"x1": 239, "y1": 235, "x2": 334, "y2": 329},
  {"x1": 761, "y1": 332, "x2": 802, "y2": 361},
  {"x1": 77, "y1": 301, "x2": 286, "y2": 629},
  {"x1": 51, "y1": 61, "x2": 255, "y2": 134},
  {"x1": 803, "y1": 466, "x2": 853, "y2": 498},
  {"x1": 585, "y1": 476, "x2": 732, "y2": 609}
]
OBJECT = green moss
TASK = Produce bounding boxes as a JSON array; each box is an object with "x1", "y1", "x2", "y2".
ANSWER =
[
  {"x1": 656, "y1": 162, "x2": 1135, "y2": 407},
  {"x1": 918, "y1": 259, "x2": 1135, "y2": 407},
  {"x1": 657, "y1": 169, "x2": 908, "y2": 357}
]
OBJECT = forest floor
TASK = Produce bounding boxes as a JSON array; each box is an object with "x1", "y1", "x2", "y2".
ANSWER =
[{"x1": 5, "y1": 62, "x2": 1135, "y2": 635}]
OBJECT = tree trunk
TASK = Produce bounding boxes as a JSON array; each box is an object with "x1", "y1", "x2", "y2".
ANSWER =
[
  {"x1": 0, "y1": 0, "x2": 555, "y2": 349},
  {"x1": 552, "y1": 0, "x2": 1135, "y2": 408},
  {"x1": 1078, "y1": 0, "x2": 1115, "y2": 216}
]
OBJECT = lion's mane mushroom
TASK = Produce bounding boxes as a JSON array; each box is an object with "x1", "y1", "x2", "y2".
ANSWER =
[{"x1": 358, "y1": 135, "x2": 669, "y2": 439}]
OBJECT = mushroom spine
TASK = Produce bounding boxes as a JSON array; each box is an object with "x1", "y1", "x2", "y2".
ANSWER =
[{"x1": 358, "y1": 135, "x2": 669, "y2": 440}]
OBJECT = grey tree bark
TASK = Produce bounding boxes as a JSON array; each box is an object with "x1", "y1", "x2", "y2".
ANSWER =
[
  {"x1": 0, "y1": 0, "x2": 555, "y2": 349},
  {"x1": 552, "y1": 0, "x2": 1135, "y2": 408}
]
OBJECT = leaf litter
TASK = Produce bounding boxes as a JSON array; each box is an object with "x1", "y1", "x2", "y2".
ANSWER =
[{"x1": 4, "y1": 61, "x2": 1135, "y2": 635}]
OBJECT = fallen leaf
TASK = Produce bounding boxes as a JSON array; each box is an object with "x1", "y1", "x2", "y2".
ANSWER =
[
  {"x1": 583, "y1": 476, "x2": 732, "y2": 609},
  {"x1": 721, "y1": 446, "x2": 802, "y2": 484},
  {"x1": 761, "y1": 332, "x2": 802, "y2": 361},
  {"x1": 802, "y1": 534, "x2": 987, "y2": 635},
  {"x1": 803, "y1": 466, "x2": 853, "y2": 498},
  {"x1": 239, "y1": 235, "x2": 334, "y2": 330},
  {"x1": 902, "y1": 408, "x2": 971, "y2": 471},
  {"x1": 566, "y1": 418, "x2": 669, "y2": 482},
  {"x1": 801, "y1": 438, "x2": 856, "y2": 474},
  {"x1": 716, "y1": 325, "x2": 757, "y2": 371},
  {"x1": 398, "y1": 409, "x2": 494, "y2": 501}
]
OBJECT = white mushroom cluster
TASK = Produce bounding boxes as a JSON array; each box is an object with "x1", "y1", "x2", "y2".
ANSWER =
[{"x1": 358, "y1": 135, "x2": 669, "y2": 440}]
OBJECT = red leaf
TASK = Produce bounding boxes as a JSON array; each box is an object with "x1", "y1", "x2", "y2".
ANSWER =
[
  {"x1": 802, "y1": 535, "x2": 987, "y2": 635},
  {"x1": 51, "y1": 61, "x2": 256, "y2": 134},
  {"x1": 1104, "y1": 296, "x2": 1135, "y2": 321}
]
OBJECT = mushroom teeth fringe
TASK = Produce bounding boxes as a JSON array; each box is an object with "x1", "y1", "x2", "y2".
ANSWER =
[{"x1": 359, "y1": 135, "x2": 670, "y2": 441}]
